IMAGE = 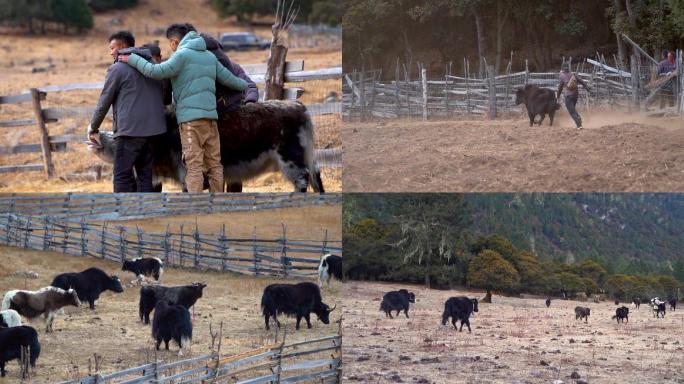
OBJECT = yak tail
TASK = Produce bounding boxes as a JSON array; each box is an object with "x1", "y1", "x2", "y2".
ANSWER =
[
  {"x1": 302, "y1": 111, "x2": 324, "y2": 194},
  {"x1": 28, "y1": 332, "x2": 41, "y2": 366},
  {"x1": 611, "y1": 315, "x2": 617, "y2": 319},
  {"x1": 261, "y1": 291, "x2": 273, "y2": 316}
]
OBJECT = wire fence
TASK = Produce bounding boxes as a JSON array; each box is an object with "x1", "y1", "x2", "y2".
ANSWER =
[
  {"x1": 0, "y1": 192, "x2": 342, "y2": 221},
  {"x1": 56, "y1": 329, "x2": 342, "y2": 384},
  {"x1": 0, "y1": 212, "x2": 341, "y2": 279},
  {"x1": 344, "y1": 51, "x2": 684, "y2": 121}
]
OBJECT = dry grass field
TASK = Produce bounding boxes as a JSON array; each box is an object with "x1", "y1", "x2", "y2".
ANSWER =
[
  {"x1": 0, "y1": 0, "x2": 341, "y2": 193},
  {"x1": 117, "y1": 204, "x2": 342, "y2": 240},
  {"x1": 0, "y1": 247, "x2": 341, "y2": 383},
  {"x1": 342, "y1": 111, "x2": 684, "y2": 192},
  {"x1": 342, "y1": 281, "x2": 684, "y2": 384}
]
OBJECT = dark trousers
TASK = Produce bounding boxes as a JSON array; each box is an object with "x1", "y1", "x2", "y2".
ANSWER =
[
  {"x1": 564, "y1": 94, "x2": 582, "y2": 128},
  {"x1": 113, "y1": 136, "x2": 155, "y2": 193}
]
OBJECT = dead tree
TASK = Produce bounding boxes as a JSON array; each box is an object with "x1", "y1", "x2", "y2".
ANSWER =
[{"x1": 264, "y1": 0, "x2": 299, "y2": 101}]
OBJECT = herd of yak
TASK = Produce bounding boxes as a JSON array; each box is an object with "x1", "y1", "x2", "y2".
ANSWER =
[
  {"x1": 378, "y1": 288, "x2": 679, "y2": 334},
  {"x1": 0, "y1": 255, "x2": 340, "y2": 378}
]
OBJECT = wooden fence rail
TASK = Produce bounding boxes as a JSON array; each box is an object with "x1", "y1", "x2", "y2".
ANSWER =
[
  {"x1": 344, "y1": 52, "x2": 683, "y2": 121},
  {"x1": 0, "y1": 62, "x2": 342, "y2": 175},
  {"x1": 57, "y1": 331, "x2": 341, "y2": 384},
  {"x1": 0, "y1": 213, "x2": 341, "y2": 279},
  {"x1": 0, "y1": 193, "x2": 342, "y2": 221}
]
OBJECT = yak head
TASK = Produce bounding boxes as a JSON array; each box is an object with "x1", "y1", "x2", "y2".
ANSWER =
[
  {"x1": 66, "y1": 289, "x2": 82, "y2": 307},
  {"x1": 190, "y1": 282, "x2": 207, "y2": 298},
  {"x1": 109, "y1": 275, "x2": 124, "y2": 293},
  {"x1": 315, "y1": 302, "x2": 337, "y2": 325},
  {"x1": 86, "y1": 131, "x2": 115, "y2": 164},
  {"x1": 471, "y1": 298, "x2": 479, "y2": 313},
  {"x1": 514, "y1": 87, "x2": 526, "y2": 105},
  {"x1": 399, "y1": 289, "x2": 416, "y2": 303}
]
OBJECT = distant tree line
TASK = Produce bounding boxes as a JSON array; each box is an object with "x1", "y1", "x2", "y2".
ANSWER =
[
  {"x1": 343, "y1": 0, "x2": 684, "y2": 76},
  {"x1": 343, "y1": 194, "x2": 684, "y2": 301},
  {"x1": 0, "y1": 0, "x2": 137, "y2": 34},
  {"x1": 210, "y1": 0, "x2": 343, "y2": 26}
]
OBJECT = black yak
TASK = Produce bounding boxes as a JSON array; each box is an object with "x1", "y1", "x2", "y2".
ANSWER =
[
  {"x1": 380, "y1": 289, "x2": 416, "y2": 319},
  {"x1": 261, "y1": 282, "x2": 336, "y2": 330},
  {"x1": 442, "y1": 297, "x2": 479, "y2": 333},
  {"x1": 152, "y1": 301, "x2": 192, "y2": 356},
  {"x1": 51, "y1": 268, "x2": 124, "y2": 310},
  {"x1": 139, "y1": 283, "x2": 206, "y2": 324},
  {"x1": 0, "y1": 326, "x2": 41, "y2": 377},
  {"x1": 514, "y1": 85, "x2": 561, "y2": 127}
]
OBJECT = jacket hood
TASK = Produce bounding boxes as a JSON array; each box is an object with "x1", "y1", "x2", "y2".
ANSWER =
[
  {"x1": 117, "y1": 47, "x2": 152, "y2": 61},
  {"x1": 179, "y1": 31, "x2": 206, "y2": 51},
  {"x1": 201, "y1": 33, "x2": 222, "y2": 51}
]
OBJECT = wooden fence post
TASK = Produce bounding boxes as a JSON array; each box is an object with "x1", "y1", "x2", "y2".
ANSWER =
[
  {"x1": 62, "y1": 219, "x2": 69, "y2": 255},
  {"x1": 179, "y1": 224, "x2": 185, "y2": 266},
  {"x1": 220, "y1": 224, "x2": 227, "y2": 271},
  {"x1": 163, "y1": 224, "x2": 171, "y2": 265},
  {"x1": 80, "y1": 218, "x2": 87, "y2": 256},
  {"x1": 280, "y1": 223, "x2": 288, "y2": 277},
  {"x1": 253, "y1": 226, "x2": 259, "y2": 276},
  {"x1": 487, "y1": 65, "x2": 497, "y2": 119},
  {"x1": 43, "y1": 216, "x2": 49, "y2": 251},
  {"x1": 23, "y1": 216, "x2": 31, "y2": 249},
  {"x1": 29, "y1": 88, "x2": 53, "y2": 178},
  {"x1": 136, "y1": 225, "x2": 144, "y2": 259},
  {"x1": 630, "y1": 54, "x2": 640, "y2": 109},
  {"x1": 119, "y1": 226, "x2": 126, "y2": 263},
  {"x1": 193, "y1": 221, "x2": 200, "y2": 268},
  {"x1": 264, "y1": 0, "x2": 295, "y2": 101},
  {"x1": 395, "y1": 59, "x2": 401, "y2": 118},
  {"x1": 465, "y1": 58, "x2": 471, "y2": 116},
  {"x1": 421, "y1": 66, "x2": 428, "y2": 121},
  {"x1": 101, "y1": 222, "x2": 107, "y2": 259}
]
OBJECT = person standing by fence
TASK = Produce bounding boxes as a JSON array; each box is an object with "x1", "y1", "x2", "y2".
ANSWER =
[
  {"x1": 557, "y1": 62, "x2": 592, "y2": 130},
  {"x1": 88, "y1": 31, "x2": 167, "y2": 193},
  {"x1": 657, "y1": 51, "x2": 677, "y2": 108},
  {"x1": 118, "y1": 24, "x2": 248, "y2": 193}
]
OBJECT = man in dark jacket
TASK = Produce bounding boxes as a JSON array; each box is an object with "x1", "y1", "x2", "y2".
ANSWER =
[
  {"x1": 557, "y1": 62, "x2": 592, "y2": 130},
  {"x1": 89, "y1": 31, "x2": 166, "y2": 192}
]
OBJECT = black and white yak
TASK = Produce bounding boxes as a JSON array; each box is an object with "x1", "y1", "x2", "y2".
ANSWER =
[
  {"x1": 318, "y1": 254, "x2": 342, "y2": 288},
  {"x1": 152, "y1": 301, "x2": 192, "y2": 356},
  {"x1": 51, "y1": 267, "x2": 124, "y2": 310},
  {"x1": 651, "y1": 298, "x2": 666, "y2": 318},
  {"x1": 0, "y1": 325, "x2": 41, "y2": 377},
  {"x1": 0, "y1": 310, "x2": 22, "y2": 328},
  {"x1": 261, "y1": 282, "x2": 336, "y2": 330},
  {"x1": 122, "y1": 257, "x2": 164, "y2": 281},
  {"x1": 2, "y1": 287, "x2": 81, "y2": 332},
  {"x1": 88, "y1": 101, "x2": 324, "y2": 193}
]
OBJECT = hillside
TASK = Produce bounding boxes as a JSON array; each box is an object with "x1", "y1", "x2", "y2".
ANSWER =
[{"x1": 343, "y1": 193, "x2": 684, "y2": 274}]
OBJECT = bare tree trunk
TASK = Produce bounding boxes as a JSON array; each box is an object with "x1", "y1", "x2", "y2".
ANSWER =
[
  {"x1": 494, "y1": 1, "x2": 510, "y2": 76},
  {"x1": 472, "y1": 6, "x2": 486, "y2": 78},
  {"x1": 264, "y1": 27, "x2": 288, "y2": 101},
  {"x1": 614, "y1": 0, "x2": 626, "y2": 64},
  {"x1": 482, "y1": 289, "x2": 492, "y2": 303}
]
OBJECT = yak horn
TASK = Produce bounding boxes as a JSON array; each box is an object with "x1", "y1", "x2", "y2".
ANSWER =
[{"x1": 328, "y1": 305, "x2": 337, "y2": 312}]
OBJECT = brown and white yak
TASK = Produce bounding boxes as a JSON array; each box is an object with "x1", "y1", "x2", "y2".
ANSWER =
[{"x1": 2, "y1": 287, "x2": 81, "y2": 332}]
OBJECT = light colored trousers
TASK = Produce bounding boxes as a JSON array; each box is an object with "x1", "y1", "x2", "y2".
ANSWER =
[{"x1": 179, "y1": 118, "x2": 224, "y2": 193}]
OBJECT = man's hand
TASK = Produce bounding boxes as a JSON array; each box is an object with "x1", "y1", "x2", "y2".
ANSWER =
[{"x1": 118, "y1": 54, "x2": 129, "y2": 63}]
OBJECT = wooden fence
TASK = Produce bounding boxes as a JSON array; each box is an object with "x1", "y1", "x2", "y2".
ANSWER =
[
  {"x1": 0, "y1": 61, "x2": 342, "y2": 176},
  {"x1": 344, "y1": 51, "x2": 684, "y2": 121},
  {"x1": 0, "y1": 193, "x2": 342, "y2": 221},
  {"x1": 57, "y1": 330, "x2": 342, "y2": 384},
  {"x1": 0, "y1": 212, "x2": 341, "y2": 279}
]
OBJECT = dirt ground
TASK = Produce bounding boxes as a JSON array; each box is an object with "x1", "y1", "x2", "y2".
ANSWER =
[
  {"x1": 0, "y1": 247, "x2": 341, "y2": 383},
  {"x1": 342, "y1": 281, "x2": 684, "y2": 384},
  {"x1": 0, "y1": 0, "x2": 341, "y2": 193},
  {"x1": 342, "y1": 111, "x2": 684, "y2": 192},
  {"x1": 118, "y1": 204, "x2": 342, "y2": 240}
]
